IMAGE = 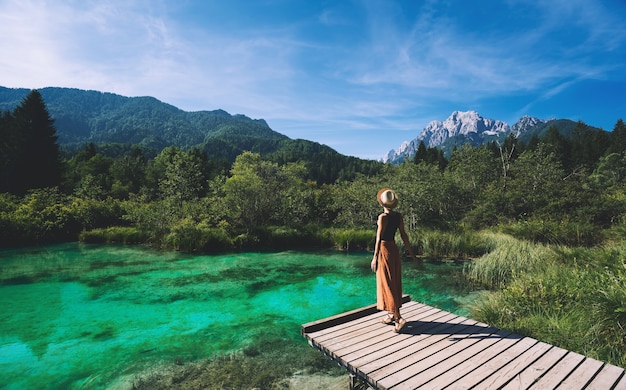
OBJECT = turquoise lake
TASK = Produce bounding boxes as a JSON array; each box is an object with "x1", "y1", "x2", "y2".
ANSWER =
[{"x1": 0, "y1": 243, "x2": 478, "y2": 389}]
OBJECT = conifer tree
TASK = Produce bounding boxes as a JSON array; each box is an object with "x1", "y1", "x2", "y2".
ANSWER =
[
  {"x1": 11, "y1": 90, "x2": 62, "y2": 193},
  {"x1": 413, "y1": 140, "x2": 428, "y2": 164},
  {"x1": 0, "y1": 110, "x2": 17, "y2": 192},
  {"x1": 608, "y1": 119, "x2": 626, "y2": 155}
]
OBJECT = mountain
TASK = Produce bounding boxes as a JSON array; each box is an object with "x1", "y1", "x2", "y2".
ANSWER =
[
  {"x1": 0, "y1": 86, "x2": 287, "y2": 159},
  {"x1": 0, "y1": 86, "x2": 383, "y2": 183},
  {"x1": 383, "y1": 111, "x2": 601, "y2": 164}
]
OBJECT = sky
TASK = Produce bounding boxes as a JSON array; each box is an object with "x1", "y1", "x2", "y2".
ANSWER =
[{"x1": 1, "y1": 0, "x2": 625, "y2": 160}]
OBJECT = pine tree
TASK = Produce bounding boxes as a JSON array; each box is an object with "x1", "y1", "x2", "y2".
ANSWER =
[
  {"x1": 11, "y1": 90, "x2": 62, "y2": 193},
  {"x1": 608, "y1": 119, "x2": 626, "y2": 155},
  {"x1": 0, "y1": 110, "x2": 17, "y2": 192},
  {"x1": 413, "y1": 141, "x2": 428, "y2": 164}
]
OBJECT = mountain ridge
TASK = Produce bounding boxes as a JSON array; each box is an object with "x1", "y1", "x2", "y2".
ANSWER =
[
  {"x1": 382, "y1": 110, "x2": 602, "y2": 163},
  {"x1": 0, "y1": 86, "x2": 282, "y2": 154},
  {"x1": 0, "y1": 86, "x2": 605, "y2": 167},
  {"x1": 0, "y1": 86, "x2": 384, "y2": 184}
]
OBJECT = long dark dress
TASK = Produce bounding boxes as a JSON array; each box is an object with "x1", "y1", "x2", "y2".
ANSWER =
[{"x1": 376, "y1": 212, "x2": 403, "y2": 313}]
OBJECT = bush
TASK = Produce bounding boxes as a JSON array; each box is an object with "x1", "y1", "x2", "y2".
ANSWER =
[
  {"x1": 322, "y1": 228, "x2": 374, "y2": 251},
  {"x1": 415, "y1": 229, "x2": 492, "y2": 259},
  {"x1": 257, "y1": 226, "x2": 319, "y2": 249},
  {"x1": 162, "y1": 218, "x2": 232, "y2": 252},
  {"x1": 79, "y1": 227, "x2": 145, "y2": 244}
]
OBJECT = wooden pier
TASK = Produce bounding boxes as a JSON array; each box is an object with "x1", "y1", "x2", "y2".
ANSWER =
[{"x1": 301, "y1": 296, "x2": 626, "y2": 389}]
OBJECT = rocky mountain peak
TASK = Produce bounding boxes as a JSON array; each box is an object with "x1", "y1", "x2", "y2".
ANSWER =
[{"x1": 382, "y1": 111, "x2": 546, "y2": 164}]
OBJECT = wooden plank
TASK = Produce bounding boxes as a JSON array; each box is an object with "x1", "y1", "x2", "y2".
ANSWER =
[
  {"x1": 343, "y1": 312, "x2": 461, "y2": 372},
  {"x1": 369, "y1": 319, "x2": 484, "y2": 386},
  {"x1": 309, "y1": 302, "x2": 436, "y2": 352},
  {"x1": 531, "y1": 351, "x2": 585, "y2": 388},
  {"x1": 313, "y1": 304, "x2": 422, "y2": 346},
  {"x1": 306, "y1": 302, "x2": 438, "y2": 373},
  {"x1": 302, "y1": 300, "x2": 626, "y2": 390},
  {"x1": 392, "y1": 330, "x2": 514, "y2": 389},
  {"x1": 335, "y1": 309, "x2": 456, "y2": 362},
  {"x1": 473, "y1": 340, "x2": 552, "y2": 389},
  {"x1": 612, "y1": 372, "x2": 626, "y2": 390},
  {"x1": 499, "y1": 345, "x2": 568, "y2": 390},
  {"x1": 585, "y1": 363, "x2": 626, "y2": 390},
  {"x1": 357, "y1": 317, "x2": 478, "y2": 378},
  {"x1": 422, "y1": 332, "x2": 526, "y2": 389},
  {"x1": 302, "y1": 294, "x2": 412, "y2": 334},
  {"x1": 340, "y1": 309, "x2": 458, "y2": 357},
  {"x1": 312, "y1": 304, "x2": 433, "y2": 358},
  {"x1": 374, "y1": 322, "x2": 497, "y2": 386},
  {"x1": 385, "y1": 327, "x2": 505, "y2": 389},
  {"x1": 307, "y1": 301, "x2": 429, "y2": 343},
  {"x1": 557, "y1": 357, "x2": 604, "y2": 389}
]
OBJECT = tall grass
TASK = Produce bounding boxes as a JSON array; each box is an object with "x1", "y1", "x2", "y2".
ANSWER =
[
  {"x1": 79, "y1": 227, "x2": 146, "y2": 244},
  {"x1": 412, "y1": 229, "x2": 495, "y2": 259},
  {"x1": 500, "y1": 219, "x2": 603, "y2": 247},
  {"x1": 463, "y1": 233, "x2": 555, "y2": 289},
  {"x1": 468, "y1": 236, "x2": 626, "y2": 368},
  {"x1": 321, "y1": 228, "x2": 373, "y2": 251}
]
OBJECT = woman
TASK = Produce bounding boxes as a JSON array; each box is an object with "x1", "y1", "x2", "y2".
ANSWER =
[{"x1": 371, "y1": 188, "x2": 418, "y2": 333}]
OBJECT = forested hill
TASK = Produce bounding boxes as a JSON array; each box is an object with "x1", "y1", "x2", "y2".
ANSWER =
[
  {"x1": 0, "y1": 86, "x2": 283, "y2": 156},
  {"x1": 0, "y1": 86, "x2": 383, "y2": 182}
]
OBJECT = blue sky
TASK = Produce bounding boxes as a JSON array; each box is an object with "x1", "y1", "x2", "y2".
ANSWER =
[{"x1": 1, "y1": 0, "x2": 625, "y2": 160}]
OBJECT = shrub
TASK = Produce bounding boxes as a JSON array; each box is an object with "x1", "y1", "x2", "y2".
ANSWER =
[
  {"x1": 79, "y1": 227, "x2": 145, "y2": 244},
  {"x1": 163, "y1": 218, "x2": 232, "y2": 252},
  {"x1": 322, "y1": 228, "x2": 374, "y2": 251}
]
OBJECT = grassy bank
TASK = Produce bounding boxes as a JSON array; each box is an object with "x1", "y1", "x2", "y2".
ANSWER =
[{"x1": 464, "y1": 234, "x2": 626, "y2": 368}]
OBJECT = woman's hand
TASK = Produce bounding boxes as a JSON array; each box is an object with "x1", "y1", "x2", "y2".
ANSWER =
[{"x1": 371, "y1": 255, "x2": 378, "y2": 272}]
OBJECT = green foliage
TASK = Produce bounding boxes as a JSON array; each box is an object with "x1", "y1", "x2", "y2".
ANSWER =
[
  {"x1": 416, "y1": 229, "x2": 492, "y2": 259},
  {"x1": 2, "y1": 91, "x2": 626, "y2": 372},
  {"x1": 321, "y1": 228, "x2": 374, "y2": 251},
  {"x1": 162, "y1": 218, "x2": 232, "y2": 252},
  {"x1": 500, "y1": 219, "x2": 602, "y2": 247},
  {"x1": 470, "y1": 243, "x2": 626, "y2": 367},
  {"x1": 464, "y1": 233, "x2": 554, "y2": 289},
  {"x1": 413, "y1": 140, "x2": 448, "y2": 169},
  {"x1": 131, "y1": 337, "x2": 342, "y2": 390},
  {"x1": 79, "y1": 227, "x2": 145, "y2": 244}
]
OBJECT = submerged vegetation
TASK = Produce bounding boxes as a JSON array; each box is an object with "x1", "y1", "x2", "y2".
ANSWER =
[
  {"x1": 2, "y1": 91, "x2": 626, "y2": 383},
  {"x1": 131, "y1": 337, "x2": 345, "y2": 390}
]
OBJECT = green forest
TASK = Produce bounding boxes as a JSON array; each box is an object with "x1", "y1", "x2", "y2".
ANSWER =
[{"x1": 3, "y1": 90, "x2": 626, "y2": 368}]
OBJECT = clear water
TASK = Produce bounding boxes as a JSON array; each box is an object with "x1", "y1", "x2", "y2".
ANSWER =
[{"x1": 0, "y1": 243, "x2": 477, "y2": 389}]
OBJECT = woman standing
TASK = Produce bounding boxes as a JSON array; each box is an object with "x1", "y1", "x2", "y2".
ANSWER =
[{"x1": 371, "y1": 188, "x2": 418, "y2": 333}]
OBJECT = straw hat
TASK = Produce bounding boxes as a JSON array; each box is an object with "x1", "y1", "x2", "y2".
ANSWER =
[{"x1": 377, "y1": 188, "x2": 398, "y2": 208}]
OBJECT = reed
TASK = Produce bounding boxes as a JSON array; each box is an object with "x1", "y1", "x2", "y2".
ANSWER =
[
  {"x1": 463, "y1": 233, "x2": 554, "y2": 289},
  {"x1": 321, "y1": 228, "x2": 374, "y2": 251},
  {"x1": 470, "y1": 239, "x2": 626, "y2": 368},
  {"x1": 500, "y1": 219, "x2": 602, "y2": 247},
  {"x1": 412, "y1": 229, "x2": 494, "y2": 259},
  {"x1": 79, "y1": 227, "x2": 145, "y2": 244},
  {"x1": 163, "y1": 219, "x2": 232, "y2": 251}
]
